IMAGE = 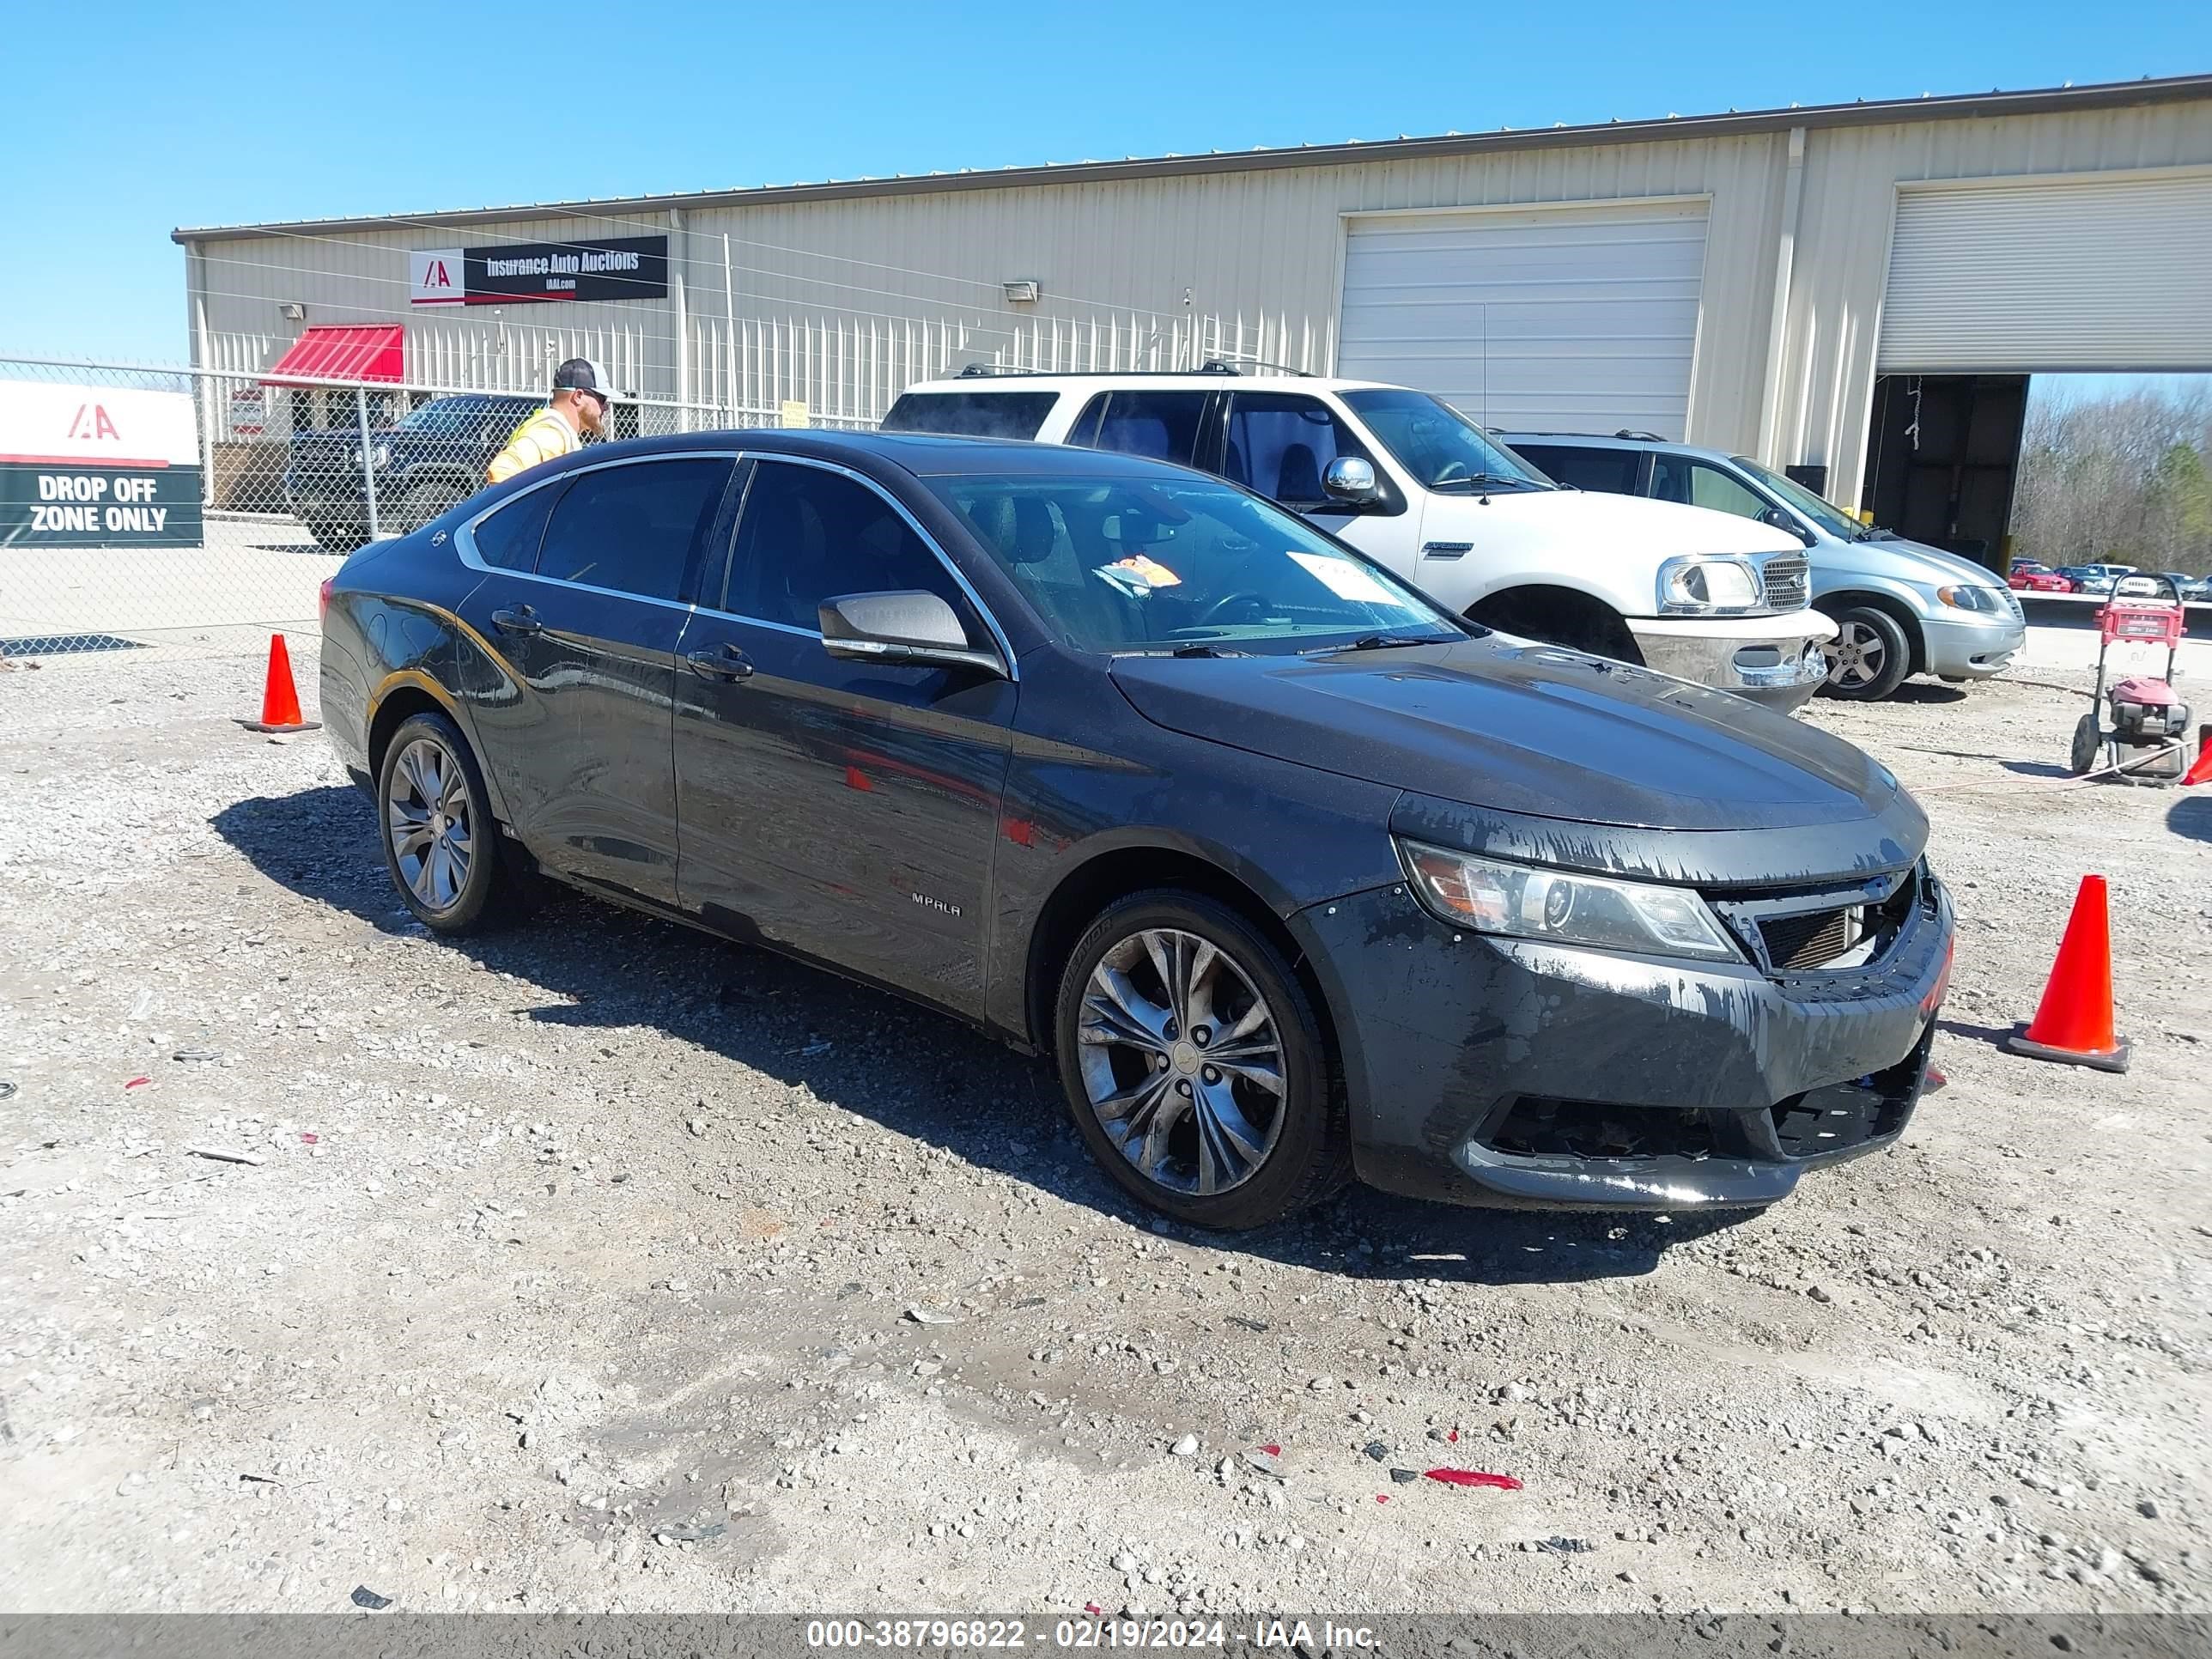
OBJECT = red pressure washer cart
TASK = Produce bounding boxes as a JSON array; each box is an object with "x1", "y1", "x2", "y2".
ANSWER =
[{"x1": 2069, "y1": 574, "x2": 2194, "y2": 784}]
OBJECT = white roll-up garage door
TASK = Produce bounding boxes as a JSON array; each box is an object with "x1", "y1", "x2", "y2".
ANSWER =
[
  {"x1": 1337, "y1": 199, "x2": 1709, "y2": 438},
  {"x1": 1879, "y1": 173, "x2": 2212, "y2": 372}
]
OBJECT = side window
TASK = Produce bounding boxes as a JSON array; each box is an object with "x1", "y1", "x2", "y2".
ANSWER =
[
  {"x1": 1652, "y1": 454, "x2": 1765, "y2": 521},
  {"x1": 534, "y1": 458, "x2": 732, "y2": 601},
  {"x1": 1069, "y1": 392, "x2": 1208, "y2": 466},
  {"x1": 879, "y1": 391, "x2": 1057, "y2": 439},
  {"x1": 1065, "y1": 395, "x2": 1108, "y2": 449},
  {"x1": 471, "y1": 480, "x2": 560, "y2": 572},
  {"x1": 1220, "y1": 394, "x2": 1372, "y2": 507},
  {"x1": 1511, "y1": 444, "x2": 1641, "y2": 496},
  {"x1": 726, "y1": 461, "x2": 972, "y2": 638},
  {"x1": 1687, "y1": 462, "x2": 1769, "y2": 520}
]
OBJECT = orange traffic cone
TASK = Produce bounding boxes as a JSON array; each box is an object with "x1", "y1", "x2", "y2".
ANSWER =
[
  {"x1": 2185, "y1": 726, "x2": 2212, "y2": 786},
  {"x1": 2004, "y1": 875, "x2": 2130, "y2": 1073},
  {"x1": 245, "y1": 633, "x2": 320, "y2": 735}
]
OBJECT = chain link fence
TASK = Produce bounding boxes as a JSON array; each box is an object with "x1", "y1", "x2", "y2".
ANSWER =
[{"x1": 2, "y1": 305, "x2": 1242, "y2": 661}]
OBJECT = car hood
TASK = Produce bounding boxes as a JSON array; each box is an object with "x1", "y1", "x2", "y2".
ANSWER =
[
  {"x1": 1829, "y1": 532, "x2": 2009, "y2": 589},
  {"x1": 1110, "y1": 635, "x2": 1902, "y2": 836},
  {"x1": 1436, "y1": 487, "x2": 1805, "y2": 556}
]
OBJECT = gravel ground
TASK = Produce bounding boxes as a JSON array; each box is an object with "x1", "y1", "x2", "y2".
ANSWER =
[{"x1": 0, "y1": 644, "x2": 2206, "y2": 1618}]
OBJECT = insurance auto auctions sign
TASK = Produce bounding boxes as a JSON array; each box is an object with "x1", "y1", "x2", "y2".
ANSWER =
[
  {"x1": 0, "y1": 381, "x2": 204, "y2": 548},
  {"x1": 410, "y1": 235, "x2": 668, "y2": 306}
]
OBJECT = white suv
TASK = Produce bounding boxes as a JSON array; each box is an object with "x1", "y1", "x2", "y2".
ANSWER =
[{"x1": 883, "y1": 369, "x2": 1834, "y2": 711}]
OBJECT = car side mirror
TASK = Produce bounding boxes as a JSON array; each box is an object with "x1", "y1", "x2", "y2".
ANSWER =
[
  {"x1": 1322, "y1": 456, "x2": 1379, "y2": 504},
  {"x1": 1759, "y1": 504, "x2": 1816, "y2": 546},
  {"x1": 819, "y1": 590, "x2": 1006, "y2": 677}
]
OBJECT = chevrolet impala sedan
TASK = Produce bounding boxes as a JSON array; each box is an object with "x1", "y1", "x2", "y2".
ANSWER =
[{"x1": 320, "y1": 430, "x2": 1954, "y2": 1229}]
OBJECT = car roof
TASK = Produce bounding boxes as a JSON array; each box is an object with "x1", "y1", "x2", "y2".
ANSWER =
[
  {"x1": 896, "y1": 372, "x2": 1404, "y2": 396},
  {"x1": 538, "y1": 426, "x2": 1211, "y2": 482}
]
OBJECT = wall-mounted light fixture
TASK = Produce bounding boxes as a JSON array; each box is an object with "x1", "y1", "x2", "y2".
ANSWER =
[
  {"x1": 279, "y1": 301, "x2": 306, "y2": 321},
  {"x1": 1000, "y1": 280, "x2": 1041, "y2": 304}
]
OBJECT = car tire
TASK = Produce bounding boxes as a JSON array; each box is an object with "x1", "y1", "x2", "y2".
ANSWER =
[
  {"x1": 306, "y1": 519, "x2": 369, "y2": 554},
  {"x1": 1053, "y1": 890, "x2": 1349, "y2": 1231},
  {"x1": 1819, "y1": 605, "x2": 1912, "y2": 701},
  {"x1": 398, "y1": 478, "x2": 470, "y2": 534},
  {"x1": 376, "y1": 711, "x2": 526, "y2": 935}
]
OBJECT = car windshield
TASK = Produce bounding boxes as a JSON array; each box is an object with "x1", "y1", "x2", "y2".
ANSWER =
[
  {"x1": 1731, "y1": 455, "x2": 1863, "y2": 540},
  {"x1": 927, "y1": 472, "x2": 1464, "y2": 654},
  {"x1": 1338, "y1": 390, "x2": 1553, "y2": 492}
]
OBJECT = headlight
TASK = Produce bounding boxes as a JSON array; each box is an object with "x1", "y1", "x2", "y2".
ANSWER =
[
  {"x1": 1936, "y1": 584, "x2": 2000, "y2": 612},
  {"x1": 1397, "y1": 841, "x2": 1744, "y2": 962},
  {"x1": 347, "y1": 447, "x2": 362, "y2": 468},
  {"x1": 372, "y1": 444, "x2": 392, "y2": 469},
  {"x1": 1657, "y1": 555, "x2": 1761, "y2": 614}
]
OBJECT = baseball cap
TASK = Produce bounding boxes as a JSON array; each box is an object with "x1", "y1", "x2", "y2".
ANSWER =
[{"x1": 553, "y1": 358, "x2": 611, "y2": 399}]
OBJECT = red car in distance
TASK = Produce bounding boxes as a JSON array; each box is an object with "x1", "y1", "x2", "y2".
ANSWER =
[{"x1": 2009, "y1": 562, "x2": 2074, "y2": 592}]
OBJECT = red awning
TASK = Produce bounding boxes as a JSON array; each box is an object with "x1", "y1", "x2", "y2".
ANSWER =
[{"x1": 264, "y1": 325, "x2": 404, "y2": 386}]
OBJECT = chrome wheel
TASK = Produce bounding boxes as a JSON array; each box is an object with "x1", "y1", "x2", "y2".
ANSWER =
[
  {"x1": 385, "y1": 736, "x2": 474, "y2": 912},
  {"x1": 1076, "y1": 927, "x2": 1286, "y2": 1196},
  {"x1": 1825, "y1": 619, "x2": 1887, "y2": 689}
]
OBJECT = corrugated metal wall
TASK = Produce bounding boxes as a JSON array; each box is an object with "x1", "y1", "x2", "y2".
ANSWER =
[
  {"x1": 1777, "y1": 101, "x2": 2212, "y2": 502},
  {"x1": 188, "y1": 97, "x2": 2212, "y2": 501},
  {"x1": 194, "y1": 214, "x2": 679, "y2": 398}
]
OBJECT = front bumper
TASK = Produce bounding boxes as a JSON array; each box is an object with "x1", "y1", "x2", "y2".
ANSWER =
[
  {"x1": 284, "y1": 473, "x2": 370, "y2": 527},
  {"x1": 1627, "y1": 611, "x2": 1838, "y2": 713},
  {"x1": 1288, "y1": 866, "x2": 1954, "y2": 1212},
  {"x1": 1921, "y1": 611, "x2": 2027, "y2": 680}
]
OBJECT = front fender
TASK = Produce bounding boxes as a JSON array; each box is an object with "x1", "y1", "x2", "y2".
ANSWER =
[
  {"x1": 1811, "y1": 573, "x2": 1935, "y2": 628},
  {"x1": 979, "y1": 656, "x2": 1404, "y2": 1046}
]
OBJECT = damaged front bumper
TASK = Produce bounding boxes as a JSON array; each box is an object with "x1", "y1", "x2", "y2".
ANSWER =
[
  {"x1": 1628, "y1": 611, "x2": 1838, "y2": 714},
  {"x1": 1288, "y1": 860, "x2": 1954, "y2": 1212}
]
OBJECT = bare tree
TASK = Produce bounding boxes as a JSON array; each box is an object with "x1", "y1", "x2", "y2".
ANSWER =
[{"x1": 2013, "y1": 384, "x2": 2212, "y2": 574}]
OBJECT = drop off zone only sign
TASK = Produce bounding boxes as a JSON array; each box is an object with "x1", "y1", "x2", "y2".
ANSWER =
[{"x1": 1, "y1": 382, "x2": 204, "y2": 547}]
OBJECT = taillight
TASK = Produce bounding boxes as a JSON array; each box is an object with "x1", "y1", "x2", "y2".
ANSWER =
[{"x1": 318, "y1": 576, "x2": 335, "y2": 619}]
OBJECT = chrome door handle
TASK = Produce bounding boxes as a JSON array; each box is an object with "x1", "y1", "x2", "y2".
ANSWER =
[
  {"x1": 490, "y1": 606, "x2": 543, "y2": 635},
  {"x1": 686, "y1": 645, "x2": 755, "y2": 682}
]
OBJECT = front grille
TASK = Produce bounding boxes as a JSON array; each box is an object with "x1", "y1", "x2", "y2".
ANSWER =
[
  {"x1": 1760, "y1": 554, "x2": 1809, "y2": 611},
  {"x1": 1762, "y1": 906, "x2": 1856, "y2": 969},
  {"x1": 1719, "y1": 864, "x2": 1924, "y2": 974}
]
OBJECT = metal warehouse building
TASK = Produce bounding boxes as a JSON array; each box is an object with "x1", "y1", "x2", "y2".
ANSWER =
[{"x1": 177, "y1": 74, "x2": 2212, "y2": 538}]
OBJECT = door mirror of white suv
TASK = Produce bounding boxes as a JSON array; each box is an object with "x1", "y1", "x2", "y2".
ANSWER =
[{"x1": 1322, "y1": 456, "x2": 1379, "y2": 503}]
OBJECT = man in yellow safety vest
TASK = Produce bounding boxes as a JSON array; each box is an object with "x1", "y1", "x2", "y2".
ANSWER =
[{"x1": 485, "y1": 357, "x2": 611, "y2": 485}]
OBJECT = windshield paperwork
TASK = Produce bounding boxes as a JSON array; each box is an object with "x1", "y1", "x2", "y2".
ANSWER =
[
  {"x1": 1732, "y1": 455, "x2": 1866, "y2": 540},
  {"x1": 1339, "y1": 389, "x2": 1553, "y2": 492},
  {"x1": 927, "y1": 473, "x2": 1464, "y2": 654}
]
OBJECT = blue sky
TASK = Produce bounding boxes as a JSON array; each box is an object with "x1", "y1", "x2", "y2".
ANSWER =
[{"x1": 6, "y1": 1, "x2": 2208, "y2": 362}]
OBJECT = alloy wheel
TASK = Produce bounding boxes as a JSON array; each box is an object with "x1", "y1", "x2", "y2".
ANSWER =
[
  {"x1": 386, "y1": 736, "x2": 474, "y2": 912},
  {"x1": 1825, "y1": 619, "x2": 1886, "y2": 689},
  {"x1": 1075, "y1": 927, "x2": 1286, "y2": 1196}
]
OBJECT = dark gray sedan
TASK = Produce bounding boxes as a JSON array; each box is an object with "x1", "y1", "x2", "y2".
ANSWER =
[{"x1": 319, "y1": 429, "x2": 1954, "y2": 1229}]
